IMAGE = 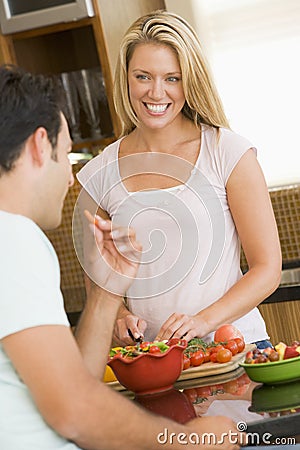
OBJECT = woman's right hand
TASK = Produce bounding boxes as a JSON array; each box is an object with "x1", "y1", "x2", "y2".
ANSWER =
[{"x1": 113, "y1": 312, "x2": 147, "y2": 346}]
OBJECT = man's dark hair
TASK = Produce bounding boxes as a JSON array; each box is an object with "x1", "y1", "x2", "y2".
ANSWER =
[{"x1": 0, "y1": 64, "x2": 67, "y2": 174}]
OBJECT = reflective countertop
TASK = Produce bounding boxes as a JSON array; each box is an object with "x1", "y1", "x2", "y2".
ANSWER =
[{"x1": 115, "y1": 368, "x2": 300, "y2": 445}]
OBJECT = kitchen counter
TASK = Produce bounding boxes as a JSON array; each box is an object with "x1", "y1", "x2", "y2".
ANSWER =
[
  {"x1": 263, "y1": 285, "x2": 300, "y2": 303},
  {"x1": 110, "y1": 367, "x2": 300, "y2": 445}
]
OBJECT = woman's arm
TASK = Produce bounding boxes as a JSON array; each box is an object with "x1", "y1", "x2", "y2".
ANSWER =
[
  {"x1": 156, "y1": 149, "x2": 281, "y2": 341},
  {"x1": 199, "y1": 148, "x2": 281, "y2": 329}
]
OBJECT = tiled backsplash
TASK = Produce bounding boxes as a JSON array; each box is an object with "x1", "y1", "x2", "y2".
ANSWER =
[
  {"x1": 241, "y1": 184, "x2": 300, "y2": 272},
  {"x1": 46, "y1": 163, "x2": 86, "y2": 314}
]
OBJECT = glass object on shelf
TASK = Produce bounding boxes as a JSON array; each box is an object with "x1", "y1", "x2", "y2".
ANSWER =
[
  {"x1": 58, "y1": 67, "x2": 112, "y2": 146},
  {"x1": 73, "y1": 68, "x2": 103, "y2": 140},
  {"x1": 60, "y1": 72, "x2": 81, "y2": 143}
]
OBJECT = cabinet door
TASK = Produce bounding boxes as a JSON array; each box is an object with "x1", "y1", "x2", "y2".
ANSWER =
[
  {"x1": 10, "y1": 24, "x2": 115, "y2": 149},
  {"x1": 259, "y1": 301, "x2": 300, "y2": 343},
  {"x1": 96, "y1": 0, "x2": 166, "y2": 76},
  {"x1": 0, "y1": 0, "x2": 167, "y2": 151}
]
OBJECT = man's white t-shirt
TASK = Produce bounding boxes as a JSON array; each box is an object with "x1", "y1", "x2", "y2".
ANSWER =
[{"x1": 0, "y1": 211, "x2": 80, "y2": 450}]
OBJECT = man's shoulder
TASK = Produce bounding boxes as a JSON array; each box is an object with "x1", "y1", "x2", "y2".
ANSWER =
[{"x1": 0, "y1": 211, "x2": 56, "y2": 263}]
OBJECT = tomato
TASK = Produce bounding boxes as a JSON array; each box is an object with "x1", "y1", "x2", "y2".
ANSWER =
[
  {"x1": 209, "y1": 345, "x2": 225, "y2": 354},
  {"x1": 149, "y1": 345, "x2": 161, "y2": 354},
  {"x1": 139, "y1": 342, "x2": 150, "y2": 351},
  {"x1": 203, "y1": 350, "x2": 211, "y2": 363},
  {"x1": 183, "y1": 355, "x2": 191, "y2": 370},
  {"x1": 216, "y1": 348, "x2": 232, "y2": 363},
  {"x1": 190, "y1": 350, "x2": 205, "y2": 367},
  {"x1": 209, "y1": 352, "x2": 218, "y2": 363},
  {"x1": 214, "y1": 324, "x2": 244, "y2": 343},
  {"x1": 224, "y1": 340, "x2": 239, "y2": 356},
  {"x1": 234, "y1": 338, "x2": 245, "y2": 353}
]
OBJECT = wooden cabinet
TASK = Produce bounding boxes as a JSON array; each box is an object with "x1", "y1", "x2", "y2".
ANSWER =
[
  {"x1": 258, "y1": 300, "x2": 300, "y2": 344},
  {"x1": 0, "y1": 0, "x2": 165, "y2": 153}
]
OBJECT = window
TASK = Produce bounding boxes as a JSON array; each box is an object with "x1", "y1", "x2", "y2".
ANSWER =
[
  {"x1": 166, "y1": 0, "x2": 300, "y2": 187},
  {"x1": 201, "y1": 0, "x2": 300, "y2": 187}
]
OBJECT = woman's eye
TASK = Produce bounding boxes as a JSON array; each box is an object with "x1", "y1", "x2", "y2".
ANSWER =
[
  {"x1": 167, "y1": 76, "x2": 180, "y2": 82},
  {"x1": 136, "y1": 74, "x2": 149, "y2": 80}
]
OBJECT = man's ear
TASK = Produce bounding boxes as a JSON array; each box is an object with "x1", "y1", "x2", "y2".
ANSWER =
[{"x1": 29, "y1": 127, "x2": 50, "y2": 166}]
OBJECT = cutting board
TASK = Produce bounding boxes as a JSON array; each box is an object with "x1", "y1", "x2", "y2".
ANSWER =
[{"x1": 177, "y1": 344, "x2": 255, "y2": 382}]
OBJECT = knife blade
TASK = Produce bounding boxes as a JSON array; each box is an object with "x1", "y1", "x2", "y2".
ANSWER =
[{"x1": 128, "y1": 328, "x2": 143, "y2": 344}]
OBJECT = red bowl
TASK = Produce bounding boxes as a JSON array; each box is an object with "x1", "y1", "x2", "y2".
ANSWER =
[
  {"x1": 134, "y1": 388, "x2": 196, "y2": 423},
  {"x1": 107, "y1": 341, "x2": 187, "y2": 395}
]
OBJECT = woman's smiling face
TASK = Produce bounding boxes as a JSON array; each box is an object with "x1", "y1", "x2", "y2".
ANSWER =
[{"x1": 127, "y1": 43, "x2": 186, "y2": 131}]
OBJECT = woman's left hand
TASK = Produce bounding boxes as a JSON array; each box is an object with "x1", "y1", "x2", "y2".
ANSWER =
[{"x1": 155, "y1": 312, "x2": 208, "y2": 342}]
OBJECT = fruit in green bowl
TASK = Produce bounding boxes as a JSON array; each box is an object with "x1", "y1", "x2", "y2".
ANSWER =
[
  {"x1": 240, "y1": 339, "x2": 300, "y2": 384},
  {"x1": 275, "y1": 341, "x2": 300, "y2": 360},
  {"x1": 239, "y1": 355, "x2": 300, "y2": 384}
]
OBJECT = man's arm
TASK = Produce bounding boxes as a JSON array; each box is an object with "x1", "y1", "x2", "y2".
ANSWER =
[
  {"x1": 74, "y1": 285, "x2": 121, "y2": 379},
  {"x1": 2, "y1": 325, "x2": 241, "y2": 450}
]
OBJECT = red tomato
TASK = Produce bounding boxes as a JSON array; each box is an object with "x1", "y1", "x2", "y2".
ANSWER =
[
  {"x1": 234, "y1": 338, "x2": 245, "y2": 353},
  {"x1": 209, "y1": 352, "x2": 218, "y2": 363},
  {"x1": 203, "y1": 350, "x2": 211, "y2": 363},
  {"x1": 139, "y1": 342, "x2": 150, "y2": 351},
  {"x1": 224, "y1": 340, "x2": 239, "y2": 356},
  {"x1": 190, "y1": 350, "x2": 204, "y2": 367},
  {"x1": 214, "y1": 324, "x2": 244, "y2": 343},
  {"x1": 149, "y1": 345, "x2": 161, "y2": 354},
  {"x1": 183, "y1": 355, "x2": 191, "y2": 370},
  {"x1": 209, "y1": 345, "x2": 225, "y2": 354},
  {"x1": 216, "y1": 348, "x2": 232, "y2": 363}
]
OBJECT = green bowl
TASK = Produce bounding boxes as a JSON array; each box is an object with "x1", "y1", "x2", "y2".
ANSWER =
[
  {"x1": 249, "y1": 379, "x2": 300, "y2": 413},
  {"x1": 239, "y1": 355, "x2": 300, "y2": 385}
]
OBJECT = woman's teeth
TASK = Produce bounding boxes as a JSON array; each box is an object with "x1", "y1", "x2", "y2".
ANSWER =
[{"x1": 145, "y1": 103, "x2": 168, "y2": 113}]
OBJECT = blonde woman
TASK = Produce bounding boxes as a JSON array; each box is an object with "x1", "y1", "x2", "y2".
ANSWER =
[{"x1": 77, "y1": 11, "x2": 281, "y2": 348}]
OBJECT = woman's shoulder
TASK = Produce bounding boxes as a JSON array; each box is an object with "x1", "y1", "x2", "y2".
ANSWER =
[
  {"x1": 91, "y1": 138, "x2": 122, "y2": 163},
  {"x1": 203, "y1": 125, "x2": 255, "y2": 154},
  {"x1": 200, "y1": 126, "x2": 257, "y2": 183},
  {"x1": 203, "y1": 125, "x2": 251, "y2": 143},
  {"x1": 76, "y1": 138, "x2": 122, "y2": 184},
  {"x1": 218, "y1": 127, "x2": 255, "y2": 150}
]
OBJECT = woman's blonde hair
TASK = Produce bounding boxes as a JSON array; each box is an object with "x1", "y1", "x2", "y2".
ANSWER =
[{"x1": 114, "y1": 10, "x2": 230, "y2": 137}]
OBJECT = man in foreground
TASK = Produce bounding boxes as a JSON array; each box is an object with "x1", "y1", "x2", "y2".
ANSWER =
[{"x1": 0, "y1": 64, "x2": 242, "y2": 450}]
